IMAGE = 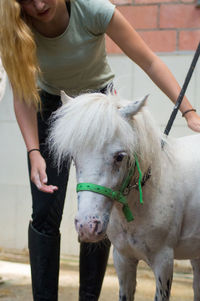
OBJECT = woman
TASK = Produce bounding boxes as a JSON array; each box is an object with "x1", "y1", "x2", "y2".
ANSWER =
[{"x1": 0, "y1": 0, "x2": 200, "y2": 300}]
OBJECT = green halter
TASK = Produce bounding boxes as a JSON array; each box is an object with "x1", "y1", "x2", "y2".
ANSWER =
[{"x1": 76, "y1": 154, "x2": 143, "y2": 222}]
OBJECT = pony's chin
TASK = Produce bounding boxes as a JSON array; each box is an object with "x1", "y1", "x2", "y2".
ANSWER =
[{"x1": 78, "y1": 233, "x2": 107, "y2": 243}]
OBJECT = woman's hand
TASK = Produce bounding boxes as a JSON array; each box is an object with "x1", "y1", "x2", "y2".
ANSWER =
[
  {"x1": 13, "y1": 95, "x2": 58, "y2": 193},
  {"x1": 184, "y1": 111, "x2": 200, "y2": 133},
  {"x1": 29, "y1": 151, "x2": 58, "y2": 193}
]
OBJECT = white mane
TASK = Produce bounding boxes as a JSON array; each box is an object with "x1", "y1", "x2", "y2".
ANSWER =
[{"x1": 48, "y1": 92, "x2": 169, "y2": 173}]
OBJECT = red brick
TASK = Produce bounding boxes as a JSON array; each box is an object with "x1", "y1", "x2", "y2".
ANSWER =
[
  {"x1": 118, "y1": 5, "x2": 158, "y2": 29},
  {"x1": 179, "y1": 30, "x2": 200, "y2": 50},
  {"x1": 181, "y1": 0, "x2": 197, "y2": 5},
  {"x1": 139, "y1": 30, "x2": 177, "y2": 52},
  {"x1": 181, "y1": 0, "x2": 196, "y2": 3},
  {"x1": 134, "y1": 0, "x2": 177, "y2": 3},
  {"x1": 160, "y1": 4, "x2": 200, "y2": 28},
  {"x1": 111, "y1": 0, "x2": 132, "y2": 5}
]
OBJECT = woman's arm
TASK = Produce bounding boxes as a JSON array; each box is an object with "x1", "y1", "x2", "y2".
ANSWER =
[
  {"x1": 106, "y1": 9, "x2": 200, "y2": 132},
  {"x1": 13, "y1": 93, "x2": 58, "y2": 193}
]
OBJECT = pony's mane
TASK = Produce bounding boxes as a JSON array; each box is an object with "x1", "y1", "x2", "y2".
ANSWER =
[{"x1": 48, "y1": 92, "x2": 167, "y2": 173}]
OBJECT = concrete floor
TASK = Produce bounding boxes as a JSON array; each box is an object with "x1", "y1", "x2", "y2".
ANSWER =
[{"x1": 0, "y1": 258, "x2": 194, "y2": 301}]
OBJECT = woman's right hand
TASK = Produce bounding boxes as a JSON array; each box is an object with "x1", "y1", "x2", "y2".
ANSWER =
[
  {"x1": 13, "y1": 95, "x2": 58, "y2": 194},
  {"x1": 29, "y1": 151, "x2": 58, "y2": 193}
]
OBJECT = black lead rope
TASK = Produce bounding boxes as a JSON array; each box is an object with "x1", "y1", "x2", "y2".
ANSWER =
[{"x1": 164, "y1": 41, "x2": 200, "y2": 137}]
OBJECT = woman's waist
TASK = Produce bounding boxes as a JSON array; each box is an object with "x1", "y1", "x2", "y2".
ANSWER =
[{"x1": 39, "y1": 81, "x2": 114, "y2": 111}]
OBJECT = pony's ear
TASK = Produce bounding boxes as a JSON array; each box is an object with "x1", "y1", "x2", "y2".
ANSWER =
[
  {"x1": 119, "y1": 95, "x2": 149, "y2": 119},
  {"x1": 60, "y1": 90, "x2": 73, "y2": 105}
]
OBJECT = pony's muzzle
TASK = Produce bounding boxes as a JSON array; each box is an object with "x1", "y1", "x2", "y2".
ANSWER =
[{"x1": 75, "y1": 217, "x2": 105, "y2": 242}]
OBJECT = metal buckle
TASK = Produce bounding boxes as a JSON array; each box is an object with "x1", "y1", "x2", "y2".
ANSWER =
[{"x1": 123, "y1": 187, "x2": 130, "y2": 196}]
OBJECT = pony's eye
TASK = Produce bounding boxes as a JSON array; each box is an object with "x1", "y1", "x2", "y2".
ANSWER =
[
  {"x1": 114, "y1": 152, "x2": 127, "y2": 165},
  {"x1": 115, "y1": 154, "x2": 124, "y2": 162}
]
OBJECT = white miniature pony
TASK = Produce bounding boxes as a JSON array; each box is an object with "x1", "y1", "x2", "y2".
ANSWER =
[{"x1": 49, "y1": 91, "x2": 200, "y2": 301}]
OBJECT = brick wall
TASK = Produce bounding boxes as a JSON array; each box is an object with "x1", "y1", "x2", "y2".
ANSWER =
[{"x1": 106, "y1": 0, "x2": 200, "y2": 53}]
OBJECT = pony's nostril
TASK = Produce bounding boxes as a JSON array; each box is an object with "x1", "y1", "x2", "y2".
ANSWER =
[
  {"x1": 93, "y1": 220, "x2": 102, "y2": 234},
  {"x1": 86, "y1": 220, "x2": 101, "y2": 234},
  {"x1": 74, "y1": 218, "x2": 79, "y2": 231},
  {"x1": 93, "y1": 221, "x2": 99, "y2": 233}
]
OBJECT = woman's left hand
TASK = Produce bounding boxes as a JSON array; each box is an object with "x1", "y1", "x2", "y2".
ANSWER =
[{"x1": 185, "y1": 111, "x2": 200, "y2": 132}]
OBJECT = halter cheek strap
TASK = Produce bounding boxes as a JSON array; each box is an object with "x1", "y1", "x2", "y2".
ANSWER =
[{"x1": 76, "y1": 154, "x2": 144, "y2": 222}]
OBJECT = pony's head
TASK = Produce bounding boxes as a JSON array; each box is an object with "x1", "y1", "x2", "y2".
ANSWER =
[{"x1": 49, "y1": 91, "x2": 162, "y2": 242}]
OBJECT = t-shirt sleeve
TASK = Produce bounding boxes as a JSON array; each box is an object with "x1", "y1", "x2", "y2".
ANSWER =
[{"x1": 84, "y1": 0, "x2": 116, "y2": 35}]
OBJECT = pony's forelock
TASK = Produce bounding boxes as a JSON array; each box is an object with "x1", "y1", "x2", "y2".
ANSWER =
[{"x1": 48, "y1": 93, "x2": 137, "y2": 167}]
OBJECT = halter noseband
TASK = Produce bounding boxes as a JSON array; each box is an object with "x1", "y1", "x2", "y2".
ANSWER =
[{"x1": 76, "y1": 154, "x2": 151, "y2": 222}]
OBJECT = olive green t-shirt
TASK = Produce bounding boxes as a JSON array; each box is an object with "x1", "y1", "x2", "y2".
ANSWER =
[{"x1": 34, "y1": 0, "x2": 115, "y2": 96}]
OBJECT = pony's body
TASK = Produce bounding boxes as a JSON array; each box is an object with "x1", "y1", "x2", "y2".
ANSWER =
[
  {"x1": 109, "y1": 134, "x2": 200, "y2": 261},
  {"x1": 49, "y1": 92, "x2": 200, "y2": 301}
]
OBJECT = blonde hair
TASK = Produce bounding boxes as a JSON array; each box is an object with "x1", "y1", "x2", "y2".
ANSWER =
[{"x1": 0, "y1": 0, "x2": 41, "y2": 107}]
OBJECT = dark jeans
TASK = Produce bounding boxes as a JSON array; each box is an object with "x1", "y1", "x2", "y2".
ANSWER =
[{"x1": 27, "y1": 87, "x2": 112, "y2": 301}]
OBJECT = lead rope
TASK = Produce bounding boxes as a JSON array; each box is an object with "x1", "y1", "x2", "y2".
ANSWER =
[
  {"x1": 134, "y1": 154, "x2": 143, "y2": 205},
  {"x1": 163, "y1": 42, "x2": 200, "y2": 139}
]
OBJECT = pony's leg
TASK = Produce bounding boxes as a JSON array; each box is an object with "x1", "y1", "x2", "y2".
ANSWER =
[
  {"x1": 190, "y1": 258, "x2": 200, "y2": 301},
  {"x1": 150, "y1": 248, "x2": 174, "y2": 301},
  {"x1": 113, "y1": 247, "x2": 138, "y2": 301}
]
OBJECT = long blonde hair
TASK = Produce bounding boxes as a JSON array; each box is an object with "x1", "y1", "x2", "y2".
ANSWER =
[{"x1": 0, "y1": 0, "x2": 41, "y2": 107}]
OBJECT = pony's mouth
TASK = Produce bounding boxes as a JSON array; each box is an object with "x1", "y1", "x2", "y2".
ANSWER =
[{"x1": 78, "y1": 233, "x2": 107, "y2": 243}]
